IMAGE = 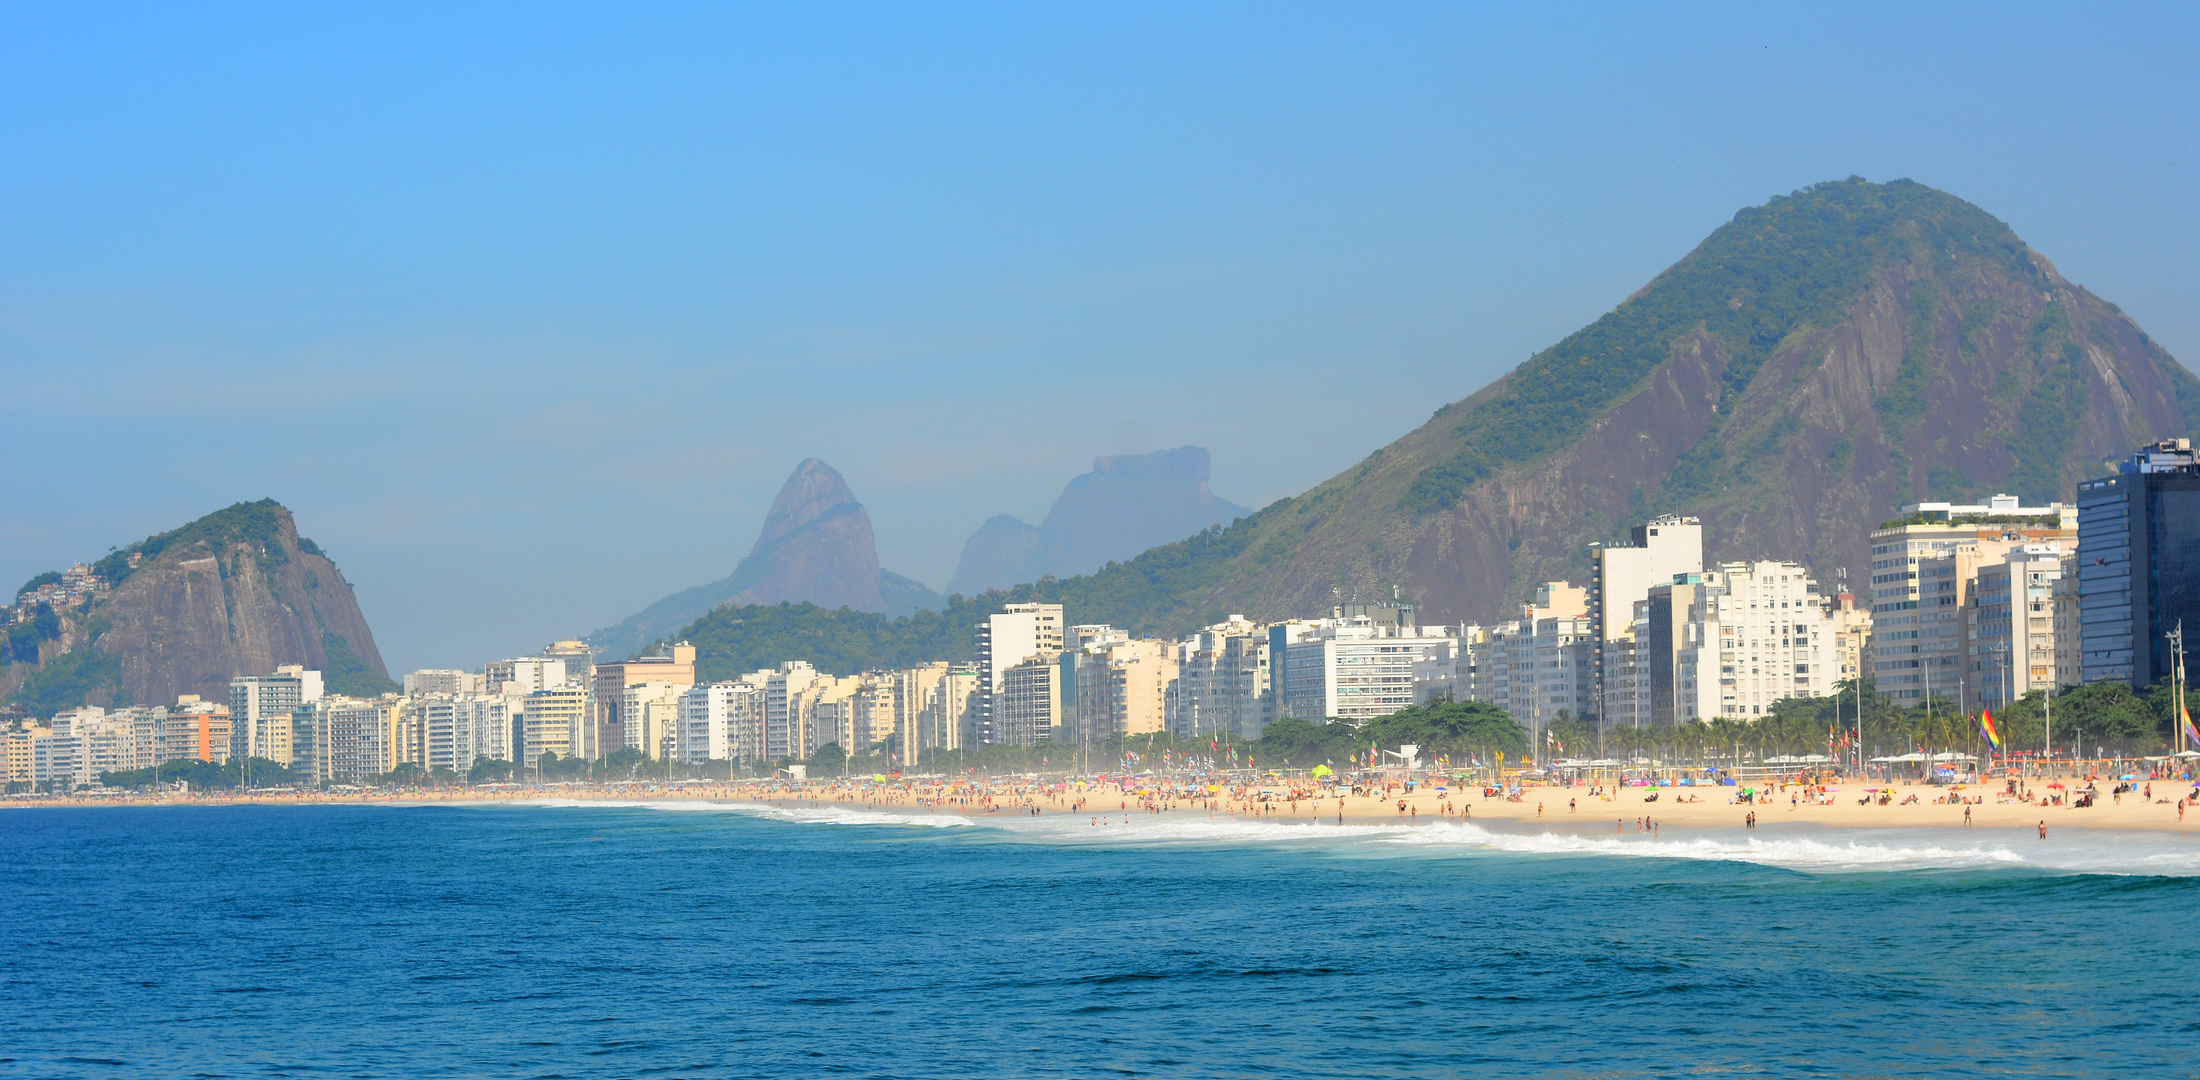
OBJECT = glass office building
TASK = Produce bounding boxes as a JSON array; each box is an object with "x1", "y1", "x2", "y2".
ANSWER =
[{"x1": 2077, "y1": 438, "x2": 2200, "y2": 688}]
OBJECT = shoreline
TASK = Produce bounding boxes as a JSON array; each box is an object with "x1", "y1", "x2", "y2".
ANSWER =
[{"x1": 11, "y1": 774, "x2": 2200, "y2": 835}]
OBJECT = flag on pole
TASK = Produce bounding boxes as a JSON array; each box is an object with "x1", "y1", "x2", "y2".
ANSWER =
[
  {"x1": 1978, "y1": 708, "x2": 2003, "y2": 750},
  {"x1": 2181, "y1": 697, "x2": 2199, "y2": 748}
]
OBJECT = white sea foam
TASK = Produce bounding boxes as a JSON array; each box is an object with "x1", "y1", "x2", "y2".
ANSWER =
[
  {"x1": 1376, "y1": 821, "x2": 2040, "y2": 873},
  {"x1": 488, "y1": 799, "x2": 2200, "y2": 876}
]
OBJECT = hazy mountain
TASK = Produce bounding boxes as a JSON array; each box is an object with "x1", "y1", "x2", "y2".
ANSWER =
[
  {"x1": 947, "y1": 447, "x2": 1251, "y2": 594},
  {"x1": 670, "y1": 178, "x2": 2200, "y2": 663},
  {"x1": 4, "y1": 499, "x2": 393, "y2": 712},
  {"x1": 588, "y1": 459, "x2": 943, "y2": 659}
]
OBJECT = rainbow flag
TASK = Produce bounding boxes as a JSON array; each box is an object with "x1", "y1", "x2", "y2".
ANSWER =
[
  {"x1": 2181, "y1": 697, "x2": 2199, "y2": 748},
  {"x1": 1978, "y1": 708, "x2": 2003, "y2": 750}
]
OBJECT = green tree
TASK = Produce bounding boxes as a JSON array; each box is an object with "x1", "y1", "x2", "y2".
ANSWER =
[
  {"x1": 810, "y1": 742, "x2": 848, "y2": 776},
  {"x1": 468, "y1": 756, "x2": 517, "y2": 783}
]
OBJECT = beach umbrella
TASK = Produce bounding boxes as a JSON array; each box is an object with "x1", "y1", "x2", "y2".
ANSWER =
[{"x1": 2046, "y1": 782, "x2": 2065, "y2": 789}]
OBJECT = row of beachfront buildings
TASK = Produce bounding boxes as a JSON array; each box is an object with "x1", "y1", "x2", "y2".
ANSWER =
[{"x1": 11, "y1": 438, "x2": 2196, "y2": 785}]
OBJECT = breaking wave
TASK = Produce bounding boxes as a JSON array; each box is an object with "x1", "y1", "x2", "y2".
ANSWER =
[{"x1": 487, "y1": 798, "x2": 2200, "y2": 876}]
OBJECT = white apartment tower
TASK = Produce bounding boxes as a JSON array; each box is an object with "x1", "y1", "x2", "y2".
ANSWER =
[
  {"x1": 229, "y1": 665, "x2": 324, "y2": 764},
  {"x1": 1590, "y1": 517, "x2": 1702, "y2": 727},
  {"x1": 976, "y1": 603, "x2": 1062, "y2": 745},
  {"x1": 1967, "y1": 544, "x2": 2068, "y2": 708},
  {"x1": 681, "y1": 681, "x2": 766, "y2": 764},
  {"x1": 1662, "y1": 561, "x2": 1838, "y2": 721}
]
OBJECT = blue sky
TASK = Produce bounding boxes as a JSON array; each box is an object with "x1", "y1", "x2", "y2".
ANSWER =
[{"x1": 5, "y1": 3, "x2": 2196, "y2": 673}]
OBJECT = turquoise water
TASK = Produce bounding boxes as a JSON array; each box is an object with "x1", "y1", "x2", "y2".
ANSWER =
[{"x1": 2, "y1": 802, "x2": 2196, "y2": 1078}]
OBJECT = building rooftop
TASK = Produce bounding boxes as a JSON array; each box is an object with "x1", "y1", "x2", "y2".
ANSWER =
[
  {"x1": 2117, "y1": 437, "x2": 2200, "y2": 475},
  {"x1": 1897, "y1": 494, "x2": 2067, "y2": 520}
]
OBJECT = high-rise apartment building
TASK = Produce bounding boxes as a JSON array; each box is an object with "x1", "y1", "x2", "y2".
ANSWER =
[
  {"x1": 2078, "y1": 439, "x2": 2200, "y2": 688},
  {"x1": 806, "y1": 675, "x2": 868, "y2": 755},
  {"x1": 996, "y1": 656, "x2": 1064, "y2": 746},
  {"x1": 2052, "y1": 561, "x2": 2083, "y2": 689},
  {"x1": 680, "y1": 681, "x2": 765, "y2": 764},
  {"x1": 918, "y1": 664, "x2": 980, "y2": 759},
  {"x1": 230, "y1": 666, "x2": 324, "y2": 764},
  {"x1": 291, "y1": 696, "x2": 402, "y2": 784},
  {"x1": 891, "y1": 663, "x2": 947, "y2": 765},
  {"x1": 622, "y1": 681, "x2": 688, "y2": 760},
  {"x1": 591, "y1": 643, "x2": 695, "y2": 757},
  {"x1": 1826, "y1": 589, "x2": 1872, "y2": 686},
  {"x1": 420, "y1": 693, "x2": 511, "y2": 775},
  {"x1": 1283, "y1": 610, "x2": 1459, "y2": 724},
  {"x1": 1464, "y1": 583, "x2": 1587, "y2": 732},
  {"x1": 1167, "y1": 616, "x2": 1271, "y2": 740},
  {"x1": 763, "y1": 661, "x2": 821, "y2": 761},
  {"x1": 1590, "y1": 517, "x2": 1703, "y2": 725},
  {"x1": 976, "y1": 603, "x2": 1062, "y2": 744},
  {"x1": 167, "y1": 696, "x2": 232, "y2": 765},
  {"x1": 1870, "y1": 495, "x2": 2075, "y2": 702},
  {"x1": 1649, "y1": 561, "x2": 1840, "y2": 721},
  {"x1": 1071, "y1": 638, "x2": 1175, "y2": 741},
  {"x1": 520, "y1": 686, "x2": 588, "y2": 764},
  {"x1": 1968, "y1": 544, "x2": 2069, "y2": 708},
  {"x1": 485, "y1": 658, "x2": 567, "y2": 695}
]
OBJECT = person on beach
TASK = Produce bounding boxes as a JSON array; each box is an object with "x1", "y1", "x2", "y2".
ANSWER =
[
  {"x1": 1963, "y1": 805, "x2": 1971, "y2": 827},
  {"x1": 2039, "y1": 821, "x2": 2048, "y2": 839}
]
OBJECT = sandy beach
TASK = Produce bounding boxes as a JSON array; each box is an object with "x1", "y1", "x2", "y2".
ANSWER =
[{"x1": 22, "y1": 772, "x2": 2200, "y2": 839}]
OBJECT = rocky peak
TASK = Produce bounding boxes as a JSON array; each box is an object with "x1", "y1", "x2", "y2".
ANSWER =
[{"x1": 5, "y1": 499, "x2": 392, "y2": 712}]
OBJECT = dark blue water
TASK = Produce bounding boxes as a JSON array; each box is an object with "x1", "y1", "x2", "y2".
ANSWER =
[{"x1": 3, "y1": 802, "x2": 2196, "y2": 1079}]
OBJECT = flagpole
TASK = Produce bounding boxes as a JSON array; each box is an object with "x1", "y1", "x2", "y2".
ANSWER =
[{"x1": 2175, "y1": 620, "x2": 2187, "y2": 755}]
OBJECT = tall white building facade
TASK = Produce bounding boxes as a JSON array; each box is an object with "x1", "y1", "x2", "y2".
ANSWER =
[
  {"x1": 976, "y1": 603, "x2": 1062, "y2": 745},
  {"x1": 1168, "y1": 616, "x2": 1272, "y2": 739},
  {"x1": 420, "y1": 693, "x2": 511, "y2": 775},
  {"x1": 1590, "y1": 517, "x2": 1703, "y2": 727},
  {"x1": 1869, "y1": 495, "x2": 2075, "y2": 702},
  {"x1": 1667, "y1": 561, "x2": 1840, "y2": 720},
  {"x1": 229, "y1": 666, "x2": 324, "y2": 763},
  {"x1": 764, "y1": 662, "x2": 821, "y2": 761},
  {"x1": 680, "y1": 681, "x2": 765, "y2": 764},
  {"x1": 1280, "y1": 614, "x2": 1458, "y2": 723},
  {"x1": 1968, "y1": 544, "x2": 2068, "y2": 708}
]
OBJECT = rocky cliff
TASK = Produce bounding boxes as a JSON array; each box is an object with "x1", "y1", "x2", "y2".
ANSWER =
[
  {"x1": 4, "y1": 499, "x2": 392, "y2": 712},
  {"x1": 589, "y1": 459, "x2": 944, "y2": 659},
  {"x1": 948, "y1": 447, "x2": 1250, "y2": 594}
]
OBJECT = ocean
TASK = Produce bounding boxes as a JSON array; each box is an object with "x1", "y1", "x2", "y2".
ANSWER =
[{"x1": 2, "y1": 802, "x2": 2195, "y2": 1079}]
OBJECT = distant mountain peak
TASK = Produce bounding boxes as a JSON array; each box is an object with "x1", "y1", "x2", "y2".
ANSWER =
[
  {"x1": 587, "y1": 459, "x2": 942, "y2": 659},
  {"x1": 751, "y1": 458, "x2": 861, "y2": 557},
  {"x1": 948, "y1": 446, "x2": 1249, "y2": 595},
  {"x1": 731, "y1": 459, "x2": 885, "y2": 613}
]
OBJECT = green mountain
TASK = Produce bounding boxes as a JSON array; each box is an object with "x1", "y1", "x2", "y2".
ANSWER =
[
  {"x1": 3, "y1": 500, "x2": 393, "y2": 713},
  {"x1": 664, "y1": 178, "x2": 2198, "y2": 669}
]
